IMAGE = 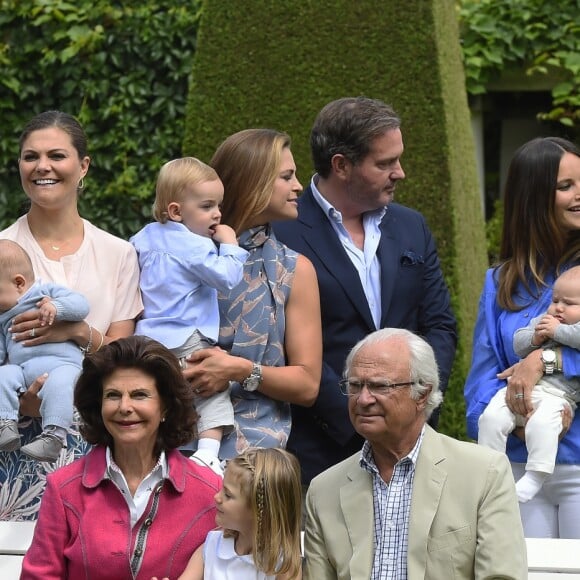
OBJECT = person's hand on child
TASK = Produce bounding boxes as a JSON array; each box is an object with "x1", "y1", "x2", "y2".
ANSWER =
[
  {"x1": 18, "y1": 373, "x2": 48, "y2": 417},
  {"x1": 498, "y1": 349, "x2": 543, "y2": 416},
  {"x1": 11, "y1": 309, "x2": 86, "y2": 347},
  {"x1": 184, "y1": 347, "x2": 235, "y2": 397},
  {"x1": 559, "y1": 404, "x2": 573, "y2": 440},
  {"x1": 37, "y1": 296, "x2": 57, "y2": 326}
]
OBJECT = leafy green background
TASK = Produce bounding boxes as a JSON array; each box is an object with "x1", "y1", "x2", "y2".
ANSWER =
[
  {"x1": 460, "y1": 0, "x2": 580, "y2": 130},
  {"x1": 0, "y1": 0, "x2": 202, "y2": 237}
]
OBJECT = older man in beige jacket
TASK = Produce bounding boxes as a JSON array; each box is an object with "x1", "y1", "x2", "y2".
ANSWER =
[{"x1": 304, "y1": 328, "x2": 526, "y2": 580}]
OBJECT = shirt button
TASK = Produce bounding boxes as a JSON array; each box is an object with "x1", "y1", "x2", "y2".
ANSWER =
[
  {"x1": 134, "y1": 548, "x2": 142, "y2": 557},
  {"x1": 144, "y1": 518, "x2": 153, "y2": 527}
]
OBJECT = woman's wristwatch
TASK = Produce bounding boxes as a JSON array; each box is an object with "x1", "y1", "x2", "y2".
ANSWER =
[
  {"x1": 242, "y1": 363, "x2": 262, "y2": 391},
  {"x1": 541, "y1": 348, "x2": 558, "y2": 375}
]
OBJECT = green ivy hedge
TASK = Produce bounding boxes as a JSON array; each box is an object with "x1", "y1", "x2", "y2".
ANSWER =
[
  {"x1": 0, "y1": 0, "x2": 201, "y2": 238},
  {"x1": 185, "y1": 0, "x2": 488, "y2": 440},
  {"x1": 459, "y1": 0, "x2": 580, "y2": 130}
]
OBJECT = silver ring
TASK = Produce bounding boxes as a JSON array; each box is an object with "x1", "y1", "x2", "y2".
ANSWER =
[
  {"x1": 514, "y1": 393, "x2": 524, "y2": 399},
  {"x1": 29, "y1": 328, "x2": 36, "y2": 338},
  {"x1": 194, "y1": 388, "x2": 201, "y2": 395}
]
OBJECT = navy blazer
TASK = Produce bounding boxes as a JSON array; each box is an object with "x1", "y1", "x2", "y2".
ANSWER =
[{"x1": 273, "y1": 186, "x2": 457, "y2": 483}]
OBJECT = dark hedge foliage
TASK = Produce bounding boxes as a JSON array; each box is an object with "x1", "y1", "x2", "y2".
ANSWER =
[
  {"x1": 185, "y1": 0, "x2": 488, "y2": 439},
  {"x1": 0, "y1": 0, "x2": 201, "y2": 238}
]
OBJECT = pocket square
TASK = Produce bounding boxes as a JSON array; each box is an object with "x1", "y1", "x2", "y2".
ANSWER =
[{"x1": 400, "y1": 250, "x2": 424, "y2": 266}]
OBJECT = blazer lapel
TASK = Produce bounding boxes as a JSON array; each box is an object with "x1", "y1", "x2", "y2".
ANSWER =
[
  {"x1": 297, "y1": 189, "x2": 375, "y2": 329},
  {"x1": 377, "y1": 208, "x2": 401, "y2": 326},
  {"x1": 340, "y1": 461, "x2": 374, "y2": 579},
  {"x1": 407, "y1": 426, "x2": 447, "y2": 579}
]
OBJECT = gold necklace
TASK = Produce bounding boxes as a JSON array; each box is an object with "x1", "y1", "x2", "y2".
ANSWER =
[{"x1": 46, "y1": 240, "x2": 68, "y2": 251}]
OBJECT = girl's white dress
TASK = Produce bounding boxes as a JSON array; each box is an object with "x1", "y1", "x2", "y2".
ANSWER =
[{"x1": 203, "y1": 530, "x2": 276, "y2": 579}]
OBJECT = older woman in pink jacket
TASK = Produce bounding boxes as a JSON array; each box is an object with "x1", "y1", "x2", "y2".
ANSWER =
[{"x1": 21, "y1": 336, "x2": 220, "y2": 580}]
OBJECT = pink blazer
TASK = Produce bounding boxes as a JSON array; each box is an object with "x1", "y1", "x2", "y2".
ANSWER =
[{"x1": 21, "y1": 446, "x2": 221, "y2": 579}]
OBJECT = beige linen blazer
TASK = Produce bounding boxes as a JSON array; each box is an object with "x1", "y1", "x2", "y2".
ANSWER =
[{"x1": 304, "y1": 426, "x2": 527, "y2": 580}]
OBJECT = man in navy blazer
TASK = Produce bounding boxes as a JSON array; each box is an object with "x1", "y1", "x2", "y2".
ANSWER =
[{"x1": 273, "y1": 97, "x2": 457, "y2": 484}]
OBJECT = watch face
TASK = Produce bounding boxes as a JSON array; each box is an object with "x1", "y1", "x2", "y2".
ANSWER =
[
  {"x1": 542, "y1": 350, "x2": 557, "y2": 363},
  {"x1": 243, "y1": 377, "x2": 259, "y2": 391},
  {"x1": 243, "y1": 364, "x2": 262, "y2": 391}
]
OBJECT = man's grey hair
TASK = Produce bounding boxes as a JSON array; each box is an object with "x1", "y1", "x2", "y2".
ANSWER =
[{"x1": 344, "y1": 328, "x2": 443, "y2": 419}]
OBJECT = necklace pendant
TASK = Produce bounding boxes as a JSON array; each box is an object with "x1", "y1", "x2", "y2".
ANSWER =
[{"x1": 51, "y1": 245, "x2": 60, "y2": 251}]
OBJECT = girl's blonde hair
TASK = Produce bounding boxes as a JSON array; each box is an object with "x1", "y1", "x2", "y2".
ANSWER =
[
  {"x1": 225, "y1": 447, "x2": 302, "y2": 578},
  {"x1": 152, "y1": 157, "x2": 219, "y2": 223},
  {"x1": 210, "y1": 129, "x2": 292, "y2": 234}
]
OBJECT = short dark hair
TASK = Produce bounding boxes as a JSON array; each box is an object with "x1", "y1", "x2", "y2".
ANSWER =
[
  {"x1": 19, "y1": 110, "x2": 88, "y2": 159},
  {"x1": 74, "y1": 336, "x2": 197, "y2": 455},
  {"x1": 310, "y1": 97, "x2": 401, "y2": 178}
]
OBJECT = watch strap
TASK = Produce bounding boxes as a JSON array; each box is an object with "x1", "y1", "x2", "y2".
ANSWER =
[{"x1": 542, "y1": 348, "x2": 557, "y2": 375}]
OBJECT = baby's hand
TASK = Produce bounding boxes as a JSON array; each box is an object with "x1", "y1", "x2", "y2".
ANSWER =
[
  {"x1": 531, "y1": 329, "x2": 548, "y2": 346},
  {"x1": 212, "y1": 224, "x2": 238, "y2": 245},
  {"x1": 37, "y1": 297, "x2": 57, "y2": 327},
  {"x1": 534, "y1": 314, "x2": 560, "y2": 340}
]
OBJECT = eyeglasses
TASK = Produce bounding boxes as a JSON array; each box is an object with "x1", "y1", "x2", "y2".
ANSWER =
[{"x1": 339, "y1": 379, "x2": 415, "y2": 397}]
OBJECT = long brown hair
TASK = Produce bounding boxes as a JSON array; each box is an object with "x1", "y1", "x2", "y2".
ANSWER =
[
  {"x1": 497, "y1": 137, "x2": 580, "y2": 310},
  {"x1": 210, "y1": 129, "x2": 291, "y2": 234}
]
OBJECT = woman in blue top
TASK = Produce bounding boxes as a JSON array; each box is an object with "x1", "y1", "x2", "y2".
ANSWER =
[{"x1": 465, "y1": 136, "x2": 580, "y2": 538}]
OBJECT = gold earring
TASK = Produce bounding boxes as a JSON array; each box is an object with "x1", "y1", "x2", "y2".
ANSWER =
[{"x1": 78, "y1": 177, "x2": 85, "y2": 190}]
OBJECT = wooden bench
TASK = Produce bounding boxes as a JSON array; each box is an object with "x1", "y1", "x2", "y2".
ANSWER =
[
  {"x1": 526, "y1": 537, "x2": 580, "y2": 578},
  {"x1": 0, "y1": 521, "x2": 36, "y2": 579}
]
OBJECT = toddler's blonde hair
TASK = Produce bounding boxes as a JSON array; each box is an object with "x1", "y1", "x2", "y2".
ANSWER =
[{"x1": 152, "y1": 157, "x2": 219, "y2": 223}]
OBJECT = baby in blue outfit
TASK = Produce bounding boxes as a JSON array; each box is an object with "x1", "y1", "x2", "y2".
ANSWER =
[
  {"x1": 0, "y1": 240, "x2": 89, "y2": 462},
  {"x1": 131, "y1": 157, "x2": 248, "y2": 474}
]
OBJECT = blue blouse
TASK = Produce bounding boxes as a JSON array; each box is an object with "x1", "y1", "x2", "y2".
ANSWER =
[{"x1": 465, "y1": 267, "x2": 580, "y2": 464}]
